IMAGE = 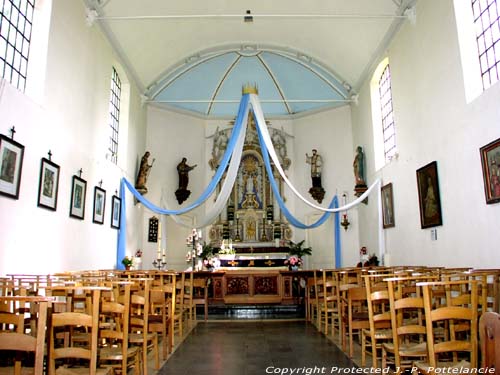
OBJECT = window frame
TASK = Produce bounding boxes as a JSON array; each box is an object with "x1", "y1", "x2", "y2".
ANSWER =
[
  {"x1": 0, "y1": 0, "x2": 36, "y2": 92},
  {"x1": 108, "y1": 67, "x2": 121, "y2": 165}
]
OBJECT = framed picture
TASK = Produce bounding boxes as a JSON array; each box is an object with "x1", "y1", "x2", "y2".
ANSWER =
[
  {"x1": 111, "y1": 195, "x2": 121, "y2": 229},
  {"x1": 0, "y1": 134, "x2": 25, "y2": 199},
  {"x1": 416, "y1": 161, "x2": 443, "y2": 229},
  {"x1": 93, "y1": 186, "x2": 106, "y2": 224},
  {"x1": 381, "y1": 182, "x2": 395, "y2": 228},
  {"x1": 69, "y1": 175, "x2": 87, "y2": 219},
  {"x1": 37, "y1": 158, "x2": 60, "y2": 210},
  {"x1": 480, "y1": 137, "x2": 500, "y2": 204}
]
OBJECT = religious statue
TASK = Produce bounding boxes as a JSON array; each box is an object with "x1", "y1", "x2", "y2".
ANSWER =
[
  {"x1": 306, "y1": 149, "x2": 325, "y2": 203},
  {"x1": 208, "y1": 127, "x2": 229, "y2": 170},
  {"x1": 175, "y1": 157, "x2": 197, "y2": 204},
  {"x1": 135, "y1": 151, "x2": 155, "y2": 194},
  {"x1": 353, "y1": 146, "x2": 368, "y2": 201}
]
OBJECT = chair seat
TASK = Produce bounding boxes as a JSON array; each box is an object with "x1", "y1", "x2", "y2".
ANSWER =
[
  {"x1": 383, "y1": 341, "x2": 427, "y2": 356},
  {"x1": 414, "y1": 359, "x2": 471, "y2": 373},
  {"x1": 100, "y1": 345, "x2": 140, "y2": 360},
  {"x1": 55, "y1": 366, "x2": 112, "y2": 375}
]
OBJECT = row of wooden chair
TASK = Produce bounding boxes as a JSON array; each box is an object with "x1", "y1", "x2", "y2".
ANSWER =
[
  {"x1": 0, "y1": 270, "x2": 204, "y2": 375},
  {"x1": 306, "y1": 266, "x2": 500, "y2": 373}
]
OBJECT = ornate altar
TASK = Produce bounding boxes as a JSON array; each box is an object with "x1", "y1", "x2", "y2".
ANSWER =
[{"x1": 207, "y1": 116, "x2": 293, "y2": 253}]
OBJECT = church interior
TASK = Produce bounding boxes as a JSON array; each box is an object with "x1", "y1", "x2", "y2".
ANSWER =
[{"x1": 1, "y1": 0, "x2": 500, "y2": 372}]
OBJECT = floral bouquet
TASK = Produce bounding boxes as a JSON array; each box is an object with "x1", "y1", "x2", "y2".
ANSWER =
[{"x1": 285, "y1": 255, "x2": 303, "y2": 269}]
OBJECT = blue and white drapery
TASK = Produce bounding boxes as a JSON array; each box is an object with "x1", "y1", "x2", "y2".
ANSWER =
[{"x1": 117, "y1": 93, "x2": 383, "y2": 269}]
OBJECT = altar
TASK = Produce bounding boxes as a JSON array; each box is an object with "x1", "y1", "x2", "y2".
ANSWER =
[{"x1": 207, "y1": 269, "x2": 301, "y2": 304}]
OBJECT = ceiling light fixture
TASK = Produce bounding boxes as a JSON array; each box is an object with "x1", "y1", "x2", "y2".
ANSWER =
[{"x1": 244, "y1": 10, "x2": 253, "y2": 23}]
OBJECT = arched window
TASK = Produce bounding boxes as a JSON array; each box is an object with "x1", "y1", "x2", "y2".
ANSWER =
[
  {"x1": 108, "y1": 67, "x2": 121, "y2": 165},
  {"x1": 471, "y1": 0, "x2": 500, "y2": 90},
  {"x1": 0, "y1": 0, "x2": 36, "y2": 91},
  {"x1": 371, "y1": 58, "x2": 397, "y2": 170}
]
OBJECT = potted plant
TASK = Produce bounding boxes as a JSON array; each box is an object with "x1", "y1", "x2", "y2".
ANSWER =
[
  {"x1": 121, "y1": 256, "x2": 133, "y2": 270},
  {"x1": 286, "y1": 240, "x2": 312, "y2": 270}
]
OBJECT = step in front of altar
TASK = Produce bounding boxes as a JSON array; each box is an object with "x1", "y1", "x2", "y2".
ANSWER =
[{"x1": 198, "y1": 304, "x2": 305, "y2": 320}]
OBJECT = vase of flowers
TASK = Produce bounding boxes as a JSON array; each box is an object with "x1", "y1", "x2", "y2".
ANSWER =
[
  {"x1": 121, "y1": 256, "x2": 133, "y2": 270},
  {"x1": 285, "y1": 240, "x2": 312, "y2": 270},
  {"x1": 285, "y1": 255, "x2": 303, "y2": 271}
]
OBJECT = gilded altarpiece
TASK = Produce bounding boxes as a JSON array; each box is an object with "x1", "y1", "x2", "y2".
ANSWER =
[{"x1": 207, "y1": 117, "x2": 292, "y2": 254}]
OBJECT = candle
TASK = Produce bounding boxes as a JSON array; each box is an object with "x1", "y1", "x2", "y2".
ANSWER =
[{"x1": 157, "y1": 220, "x2": 162, "y2": 256}]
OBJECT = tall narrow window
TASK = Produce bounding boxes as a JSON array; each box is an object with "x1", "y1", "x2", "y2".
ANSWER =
[
  {"x1": 0, "y1": 0, "x2": 36, "y2": 91},
  {"x1": 378, "y1": 64, "x2": 396, "y2": 163},
  {"x1": 109, "y1": 67, "x2": 121, "y2": 164},
  {"x1": 472, "y1": 0, "x2": 500, "y2": 89}
]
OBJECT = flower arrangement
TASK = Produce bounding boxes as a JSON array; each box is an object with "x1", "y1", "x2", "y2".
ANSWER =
[
  {"x1": 121, "y1": 256, "x2": 133, "y2": 268},
  {"x1": 285, "y1": 255, "x2": 303, "y2": 267}
]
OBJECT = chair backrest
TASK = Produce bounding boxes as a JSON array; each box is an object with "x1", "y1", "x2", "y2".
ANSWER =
[
  {"x1": 418, "y1": 280, "x2": 478, "y2": 369},
  {"x1": 48, "y1": 287, "x2": 104, "y2": 375},
  {"x1": 0, "y1": 296, "x2": 52, "y2": 375},
  {"x1": 479, "y1": 311, "x2": 500, "y2": 370},
  {"x1": 100, "y1": 282, "x2": 132, "y2": 374},
  {"x1": 386, "y1": 277, "x2": 430, "y2": 368}
]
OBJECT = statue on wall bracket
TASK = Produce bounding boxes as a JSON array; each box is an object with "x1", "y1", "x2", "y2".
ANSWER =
[
  {"x1": 353, "y1": 146, "x2": 368, "y2": 204},
  {"x1": 306, "y1": 149, "x2": 325, "y2": 203},
  {"x1": 135, "y1": 151, "x2": 155, "y2": 195},
  {"x1": 175, "y1": 157, "x2": 197, "y2": 204}
]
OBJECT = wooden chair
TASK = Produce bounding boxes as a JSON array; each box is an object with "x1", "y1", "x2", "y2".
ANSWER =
[
  {"x1": 99, "y1": 283, "x2": 141, "y2": 375},
  {"x1": 149, "y1": 272, "x2": 176, "y2": 358},
  {"x1": 340, "y1": 286, "x2": 369, "y2": 358},
  {"x1": 306, "y1": 272, "x2": 318, "y2": 327},
  {"x1": 128, "y1": 278, "x2": 159, "y2": 375},
  {"x1": 317, "y1": 270, "x2": 340, "y2": 338},
  {"x1": 0, "y1": 296, "x2": 52, "y2": 375},
  {"x1": 382, "y1": 276, "x2": 437, "y2": 373},
  {"x1": 191, "y1": 274, "x2": 209, "y2": 322},
  {"x1": 413, "y1": 280, "x2": 478, "y2": 375},
  {"x1": 47, "y1": 287, "x2": 111, "y2": 375},
  {"x1": 361, "y1": 275, "x2": 392, "y2": 368},
  {"x1": 479, "y1": 311, "x2": 500, "y2": 371}
]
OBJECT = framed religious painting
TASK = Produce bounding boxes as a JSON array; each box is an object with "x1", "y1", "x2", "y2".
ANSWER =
[
  {"x1": 480, "y1": 137, "x2": 500, "y2": 204},
  {"x1": 93, "y1": 186, "x2": 106, "y2": 224},
  {"x1": 111, "y1": 195, "x2": 121, "y2": 229},
  {"x1": 69, "y1": 175, "x2": 87, "y2": 219},
  {"x1": 381, "y1": 182, "x2": 395, "y2": 228},
  {"x1": 416, "y1": 161, "x2": 443, "y2": 229},
  {"x1": 0, "y1": 134, "x2": 25, "y2": 199},
  {"x1": 37, "y1": 158, "x2": 60, "y2": 211}
]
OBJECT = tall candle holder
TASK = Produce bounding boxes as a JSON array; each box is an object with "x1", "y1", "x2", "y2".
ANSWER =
[
  {"x1": 153, "y1": 220, "x2": 167, "y2": 269},
  {"x1": 186, "y1": 229, "x2": 203, "y2": 271}
]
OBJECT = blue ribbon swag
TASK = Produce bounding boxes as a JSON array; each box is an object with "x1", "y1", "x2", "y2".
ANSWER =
[{"x1": 117, "y1": 94, "x2": 342, "y2": 269}]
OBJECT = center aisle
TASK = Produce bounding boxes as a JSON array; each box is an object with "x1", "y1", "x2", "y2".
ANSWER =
[{"x1": 158, "y1": 321, "x2": 357, "y2": 375}]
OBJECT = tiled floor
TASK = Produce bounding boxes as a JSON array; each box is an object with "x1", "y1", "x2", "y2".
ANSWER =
[{"x1": 158, "y1": 321, "x2": 357, "y2": 375}]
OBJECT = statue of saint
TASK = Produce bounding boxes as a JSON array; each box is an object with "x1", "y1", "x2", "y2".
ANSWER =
[
  {"x1": 306, "y1": 149, "x2": 322, "y2": 188},
  {"x1": 135, "y1": 151, "x2": 154, "y2": 193},
  {"x1": 177, "y1": 157, "x2": 197, "y2": 190},
  {"x1": 353, "y1": 146, "x2": 366, "y2": 187}
]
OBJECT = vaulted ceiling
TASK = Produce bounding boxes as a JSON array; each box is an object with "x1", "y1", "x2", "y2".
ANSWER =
[{"x1": 85, "y1": 0, "x2": 417, "y2": 117}]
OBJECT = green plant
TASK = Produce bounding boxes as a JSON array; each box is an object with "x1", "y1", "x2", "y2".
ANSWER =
[
  {"x1": 287, "y1": 240, "x2": 312, "y2": 258},
  {"x1": 200, "y1": 242, "x2": 216, "y2": 259},
  {"x1": 121, "y1": 256, "x2": 133, "y2": 267}
]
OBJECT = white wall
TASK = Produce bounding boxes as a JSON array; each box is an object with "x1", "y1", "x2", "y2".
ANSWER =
[
  {"x1": 351, "y1": 0, "x2": 500, "y2": 268},
  {"x1": 293, "y1": 106, "x2": 358, "y2": 269},
  {"x1": 0, "y1": 0, "x2": 146, "y2": 275}
]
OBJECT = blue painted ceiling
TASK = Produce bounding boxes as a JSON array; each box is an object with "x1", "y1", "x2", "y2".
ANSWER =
[{"x1": 147, "y1": 49, "x2": 351, "y2": 117}]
